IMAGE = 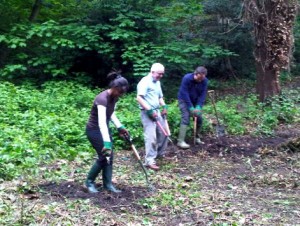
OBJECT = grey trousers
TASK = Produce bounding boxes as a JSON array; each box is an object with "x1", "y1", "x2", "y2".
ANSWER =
[{"x1": 140, "y1": 110, "x2": 168, "y2": 166}]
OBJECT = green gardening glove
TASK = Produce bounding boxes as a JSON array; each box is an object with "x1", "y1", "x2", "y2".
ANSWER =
[
  {"x1": 102, "y1": 141, "x2": 112, "y2": 157},
  {"x1": 194, "y1": 105, "x2": 202, "y2": 117},
  {"x1": 161, "y1": 105, "x2": 168, "y2": 117},
  {"x1": 146, "y1": 109, "x2": 158, "y2": 121},
  {"x1": 189, "y1": 107, "x2": 195, "y2": 116}
]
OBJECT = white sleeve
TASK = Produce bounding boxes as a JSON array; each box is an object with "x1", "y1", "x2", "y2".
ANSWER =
[
  {"x1": 111, "y1": 112, "x2": 122, "y2": 128},
  {"x1": 97, "y1": 105, "x2": 111, "y2": 142}
]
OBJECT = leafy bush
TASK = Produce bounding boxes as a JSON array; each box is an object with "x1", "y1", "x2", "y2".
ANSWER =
[
  {"x1": 204, "y1": 90, "x2": 300, "y2": 136},
  {"x1": 0, "y1": 81, "x2": 96, "y2": 179},
  {"x1": 1, "y1": 80, "x2": 299, "y2": 179}
]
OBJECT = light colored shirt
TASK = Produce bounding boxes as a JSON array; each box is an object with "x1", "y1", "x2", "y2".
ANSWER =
[{"x1": 137, "y1": 73, "x2": 163, "y2": 110}]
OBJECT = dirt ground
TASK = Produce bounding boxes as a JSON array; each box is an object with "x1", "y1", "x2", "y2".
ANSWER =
[
  {"x1": 35, "y1": 123, "x2": 300, "y2": 225},
  {"x1": 7, "y1": 77, "x2": 299, "y2": 225},
  {"x1": 1, "y1": 79, "x2": 300, "y2": 225}
]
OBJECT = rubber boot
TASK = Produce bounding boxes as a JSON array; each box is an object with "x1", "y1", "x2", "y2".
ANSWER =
[
  {"x1": 85, "y1": 162, "x2": 102, "y2": 193},
  {"x1": 196, "y1": 127, "x2": 204, "y2": 144},
  {"x1": 102, "y1": 165, "x2": 121, "y2": 193},
  {"x1": 177, "y1": 124, "x2": 190, "y2": 149},
  {"x1": 196, "y1": 137, "x2": 204, "y2": 144}
]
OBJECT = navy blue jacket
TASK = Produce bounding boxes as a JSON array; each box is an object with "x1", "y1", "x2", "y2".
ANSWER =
[{"x1": 177, "y1": 73, "x2": 208, "y2": 108}]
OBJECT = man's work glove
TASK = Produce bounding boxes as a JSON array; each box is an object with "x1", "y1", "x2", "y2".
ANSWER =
[
  {"x1": 189, "y1": 105, "x2": 202, "y2": 117},
  {"x1": 102, "y1": 141, "x2": 112, "y2": 157},
  {"x1": 118, "y1": 125, "x2": 129, "y2": 139},
  {"x1": 161, "y1": 105, "x2": 168, "y2": 117},
  {"x1": 146, "y1": 109, "x2": 158, "y2": 121},
  {"x1": 193, "y1": 105, "x2": 202, "y2": 117},
  {"x1": 189, "y1": 107, "x2": 195, "y2": 117}
]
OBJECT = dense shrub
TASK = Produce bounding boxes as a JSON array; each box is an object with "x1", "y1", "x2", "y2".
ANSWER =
[
  {"x1": 0, "y1": 81, "x2": 96, "y2": 179},
  {"x1": 0, "y1": 80, "x2": 299, "y2": 179}
]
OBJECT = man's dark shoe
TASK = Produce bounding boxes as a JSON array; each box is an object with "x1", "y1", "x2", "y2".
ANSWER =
[
  {"x1": 157, "y1": 154, "x2": 173, "y2": 161},
  {"x1": 146, "y1": 164, "x2": 160, "y2": 171}
]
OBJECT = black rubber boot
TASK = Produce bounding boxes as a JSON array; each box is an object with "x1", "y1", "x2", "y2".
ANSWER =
[
  {"x1": 85, "y1": 162, "x2": 102, "y2": 193},
  {"x1": 102, "y1": 165, "x2": 121, "y2": 193}
]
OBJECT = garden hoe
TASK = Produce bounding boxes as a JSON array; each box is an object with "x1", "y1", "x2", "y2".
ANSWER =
[
  {"x1": 124, "y1": 133, "x2": 155, "y2": 192},
  {"x1": 156, "y1": 118, "x2": 176, "y2": 154},
  {"x1": 208, "y1": 90, "x2": 226, "y2": 137},
  {"x1": 156, "y1": 118, "x2": 174, "y2": 145}
]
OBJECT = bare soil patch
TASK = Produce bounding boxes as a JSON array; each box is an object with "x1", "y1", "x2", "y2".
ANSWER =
[{"x1": 34, "y1": 124, "x2": 300, "y2": 225}]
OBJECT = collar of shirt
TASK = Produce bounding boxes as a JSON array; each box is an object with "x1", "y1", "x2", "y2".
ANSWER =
[{"x1": 147, "y1": 73, "x2": 157, "y2": 83}]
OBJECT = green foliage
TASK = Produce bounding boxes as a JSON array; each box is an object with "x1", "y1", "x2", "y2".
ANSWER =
[
  {"x1": 0, "y1": 20, "x2": 112, "y2": 79},
  {"x1": 202, "y1": 45, "x2": 239, "y2": 59},
  {"x1": 204, "y1": 89, "x2": 300, "y2": 136},
  {"x1": 201, "y1": 0, "x2": 254, "y2": 78},
  {"x1": 1, "y1": 80, "x2": 300, "y2": 179},
  {"x1": 0, "y1": 0, "x2": 93, "y2": 30},
  {"x1": 2, "y1": 80, "x2": 299, "y2": 180},
  {"x1": 0, "y1": 81, "x2": 96, "y2": 179},
  {"x1": 0, "y1": 0, "x2": 240, "y2": 81}
]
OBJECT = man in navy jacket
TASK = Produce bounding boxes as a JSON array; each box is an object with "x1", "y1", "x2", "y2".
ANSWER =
[{"x1": 177, "y1": 66, "x2": 208, "y2": 149}]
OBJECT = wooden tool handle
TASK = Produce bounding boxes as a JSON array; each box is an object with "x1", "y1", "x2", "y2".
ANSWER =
[{"x1": 131, "y1": 144, "x2": 141, "y2": 161}]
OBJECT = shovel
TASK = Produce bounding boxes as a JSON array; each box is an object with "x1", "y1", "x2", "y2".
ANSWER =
[
  {"x1": 193, "y1": 117, "x2": 197, "y2": 145},
  {"x1": 124, "y1": 133, "x2": 155, "y2": 191},
  {"x1": 208, "y1": 90, "x2": 226, "y2": 137}
]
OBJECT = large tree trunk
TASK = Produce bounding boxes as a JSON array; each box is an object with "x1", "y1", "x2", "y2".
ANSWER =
[
  {"x1": 254, "y1": 13, "x2": 281, "y2": 102},
  {"x1": 244, "y1": 0, "x2": 298, "y2": 102},
  {"x1": 256, "y1": 64, "x2": 280, "y2": 102}
]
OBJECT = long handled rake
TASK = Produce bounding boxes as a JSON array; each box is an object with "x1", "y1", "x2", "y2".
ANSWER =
[{"x1": 124, "y1": 133, "x2": 155, "y2": 191}]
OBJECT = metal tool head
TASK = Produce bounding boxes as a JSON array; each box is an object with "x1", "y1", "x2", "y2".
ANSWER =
[
  {"x1": 216, "y1": 125, "x2": 226, "y2": 137},
  {"x1": 147, "y1": 184, "x2": 156, "y2": 192},
  {"x1": 208, "y1": 90, "x2": 226, "y2": 137}
]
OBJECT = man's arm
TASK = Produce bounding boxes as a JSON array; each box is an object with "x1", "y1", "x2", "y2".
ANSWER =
[
  {"x1": 159, "y1": 97, "x2": 166, "y2": 106},
  {"x1": 179, "y1": 76, "x2": 193, "y2": 108},
  {"x1": 137, "y1": 95, "x2": 151, "y2": 110},
  {"x1": 196, "y1": 79, "x2": 208, "y2": 107}
]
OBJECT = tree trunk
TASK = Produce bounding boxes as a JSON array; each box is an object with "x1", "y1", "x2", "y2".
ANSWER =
[
  {"x1": 256, "y1": 63, "x2": 280, "y2": 102},
  {"x1": 29, "y1": 0, "x2": 42, "y2": 22},
  {"x1": 244, "y1": 0, "x2": 298, "y2": 102}
]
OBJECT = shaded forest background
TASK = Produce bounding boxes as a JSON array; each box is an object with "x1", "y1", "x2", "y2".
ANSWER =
[{"x1": 1, "y1": 0, "x2": 299, "y2": 89}]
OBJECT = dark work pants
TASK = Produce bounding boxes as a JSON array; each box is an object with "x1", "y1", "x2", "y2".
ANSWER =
[
  {"x1": 86, "y1": 127, "x2": 114, "y2": 167},
  {"x1": 178, "y1": 99, "x2": 203, "y2": 128}
]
